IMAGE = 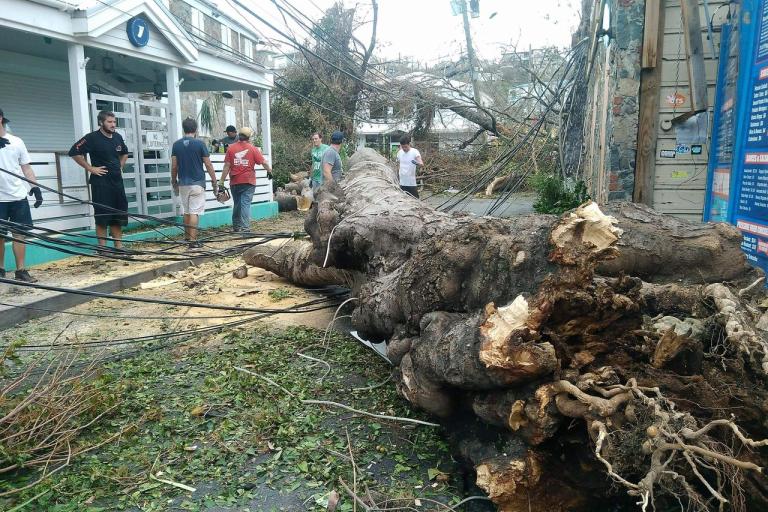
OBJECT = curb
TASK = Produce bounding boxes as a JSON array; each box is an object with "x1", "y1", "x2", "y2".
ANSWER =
[{"x1": 0, "y1": 257, "x2": 212, "y2": 330}]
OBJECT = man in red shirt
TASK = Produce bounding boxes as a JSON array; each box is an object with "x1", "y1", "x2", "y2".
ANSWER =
[{"x1": 220, "y1": 127, "x2": 273, "y2": 232}]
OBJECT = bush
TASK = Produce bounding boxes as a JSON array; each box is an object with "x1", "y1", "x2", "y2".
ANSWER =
[{"x1": 528, "y1": 172, "x2": 590, "y2": 214}]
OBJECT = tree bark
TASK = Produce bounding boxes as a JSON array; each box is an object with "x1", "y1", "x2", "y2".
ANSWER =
[{"x1": 246, "y1": 148, "x2": 768, "y2": 511}]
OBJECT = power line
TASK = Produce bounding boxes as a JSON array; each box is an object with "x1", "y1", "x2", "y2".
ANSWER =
[
  {"x1": 229, "y1": 0, "x2": 390, "y2": 95},
  {"x1": 8, "y1": 295, "x2": 342, "y2": 351},
  {"x1": 0, "y1": 277, "x2": 346, "y2": 314}
]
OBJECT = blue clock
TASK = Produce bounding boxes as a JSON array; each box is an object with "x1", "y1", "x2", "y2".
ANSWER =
[{"x1": 126, "y1": 17, "x2": 150, "y2": 47}]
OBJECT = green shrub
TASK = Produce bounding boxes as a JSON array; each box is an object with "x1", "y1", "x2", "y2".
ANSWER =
[
  {"x1": 261, "y1": 128, "x2": 310, "y2": 189},
  {"x1": 528, "y1": 172, "x2": 590, "y2": 214}
]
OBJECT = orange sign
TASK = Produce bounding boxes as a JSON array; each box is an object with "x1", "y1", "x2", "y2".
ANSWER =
[{"x1": 666, "y1": 92, "x2": 686, "y2": 106}]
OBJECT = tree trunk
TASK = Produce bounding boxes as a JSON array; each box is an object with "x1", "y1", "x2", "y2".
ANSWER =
[{"x1": 246, "y1": 148, "x2": 768, "y2": 511}]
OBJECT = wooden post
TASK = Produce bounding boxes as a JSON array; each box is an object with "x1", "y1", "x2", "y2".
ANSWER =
[
  {"x1": 633, "y1": 0, "x2": 666, "y2": 205},
  {"x1": 680, "y1": 0, "x2": 707, "y2": 112},
  {"x1": 641, "y1": 0, "x2": 661, "y2": 69}
]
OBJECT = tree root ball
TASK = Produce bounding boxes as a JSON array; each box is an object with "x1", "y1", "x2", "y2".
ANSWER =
[{"x1": 244, "y1": 150, "x2": 768, "y2": 511}]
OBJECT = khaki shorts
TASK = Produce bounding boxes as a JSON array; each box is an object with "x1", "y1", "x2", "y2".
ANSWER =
[{"x1": 179, "y1": 185, "x2": 206, "y2": 215}]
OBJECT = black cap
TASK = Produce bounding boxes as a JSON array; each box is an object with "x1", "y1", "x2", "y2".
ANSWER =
[
  {"x1": 331, "y1": 130, "x2": 344, "y2": 144},
  {"x1": 0, "y1": 108, "x2": 9, "y2": 125},
  {"x1": 225, "y1": 125, "x2": 236, "y2": 133}
]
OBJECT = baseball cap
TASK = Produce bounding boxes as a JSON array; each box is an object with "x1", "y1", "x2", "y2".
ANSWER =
[
  {"x1": 0, "y1": 108, "x2": 9, "y2": 124},
  {"x1": 331, "y1": 131, "x2": 344, "y2": 144},
  {"x1": 238, "y1": 126, "x2": 254, "y2": 138},
  {"x1": 225, "y1": 125, "x2": 237, "y2": 133}
]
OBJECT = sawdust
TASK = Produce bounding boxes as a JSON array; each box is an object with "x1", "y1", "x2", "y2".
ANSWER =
[{"x1": 2, "y1": 211, "x2": 336, "y2": 351}]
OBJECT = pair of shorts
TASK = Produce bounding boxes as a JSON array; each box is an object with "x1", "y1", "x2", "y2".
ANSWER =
[
  {"x1": 179, "y1": 185, "x2": 206, "y2": 215},
  {"x1": 91, "y1": 181, "x2": 128, "y2": 227},
  {"x1": 0, "y1": 199, "x2": 33, "y2": 236}
]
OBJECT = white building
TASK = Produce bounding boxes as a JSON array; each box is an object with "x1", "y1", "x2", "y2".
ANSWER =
[
  {"x1": 355, "y1": 72, "x2": 492, "y2": 154},
  {"x1": 1, "y1": 0, "x2": 275, "y2": 232}
]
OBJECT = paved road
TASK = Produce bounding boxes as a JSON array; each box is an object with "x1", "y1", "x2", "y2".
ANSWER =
[{"x1": 424, "y1": 191, "x2": 536, "y2": 218}]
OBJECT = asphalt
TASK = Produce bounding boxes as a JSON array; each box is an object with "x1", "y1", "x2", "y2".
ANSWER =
[{"x1": 423, "y1": 192, "x2": 536, "y2": 217}]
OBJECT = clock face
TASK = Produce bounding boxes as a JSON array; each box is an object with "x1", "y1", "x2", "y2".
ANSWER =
[{"x1": 127, "y1": 17, "x2": 150, "y2": 48}]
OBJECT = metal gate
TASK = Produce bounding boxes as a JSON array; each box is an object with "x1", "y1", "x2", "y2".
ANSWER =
[{"x1": 89, "y1": 94, "x2": 174, "y2": 220}]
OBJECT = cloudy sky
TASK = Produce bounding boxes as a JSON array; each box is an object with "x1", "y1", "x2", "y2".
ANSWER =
[{"x1": 239, "y1": 0, "x2": 582, "y2": 64}]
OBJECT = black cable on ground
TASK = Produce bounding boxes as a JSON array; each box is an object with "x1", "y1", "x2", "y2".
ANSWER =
[
  {"x1": 0, "y1": 301, "x2": 253, "y2": 320},
  {"x1": 0, "y1": 218, "x2": 298, "y2": 262},
  {"x1": 0, "y1": 276, "x2": 347, "y2": 314},
  {"x1": 8, "y1": 295, "x2": 343, "y2": 351},
  {"x1": 2, "y1": 293, "x2": 347, "y2": 379}
]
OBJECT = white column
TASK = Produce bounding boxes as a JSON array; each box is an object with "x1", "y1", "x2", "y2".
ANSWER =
[
  {"x1": 259, "y1": 89, "x2": 273, "y2": 201},
  {"x1": 165, "y1": 66, "x2": 183, "y2": 216},
  {"x1": 165, "y1": 66, "x2": 183, "y2": 143},
  {"x1": 67, "y1": 43, "x2": 94, "y2": 229},
  {"x1": 67, "y1": 43, "x2": 91, "y2": 137},
  {"x1": 259, "y1": 89, "x2": 272, "y2": 161}
]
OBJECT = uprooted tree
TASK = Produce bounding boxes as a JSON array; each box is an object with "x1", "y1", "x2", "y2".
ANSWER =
[{"x1": 244, "y1": 149, "x2": 768, "y2": 511}]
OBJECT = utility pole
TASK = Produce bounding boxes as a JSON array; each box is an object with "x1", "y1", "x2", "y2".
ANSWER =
[{"x1": 460, "y1": 0, "x2": 483, "y2": 108}]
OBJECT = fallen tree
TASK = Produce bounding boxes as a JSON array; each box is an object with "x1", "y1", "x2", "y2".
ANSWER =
[{"x1": 244, "y1": 148, "x2": 768, "y2": 511}]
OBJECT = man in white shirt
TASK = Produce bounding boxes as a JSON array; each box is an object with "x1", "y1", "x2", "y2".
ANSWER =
[
  {"x1": 396, "y1": 134, "x2": 424, "y2": 198},
  {"x1": 0, "y1": 108, "x2": 43, "y2": 283}
]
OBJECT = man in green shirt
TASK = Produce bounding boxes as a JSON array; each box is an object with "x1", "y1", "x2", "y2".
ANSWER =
[{"x1": 309, "y1": 132, "x2": 329, "y2": 193}]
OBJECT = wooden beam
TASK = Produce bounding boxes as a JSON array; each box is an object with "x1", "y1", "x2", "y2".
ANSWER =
[
  {"x1": 597, "y1": 49, "x2": 611, "y2": 204},
  {"x1": 641, "y1": 0, "x2": 661, "y2": 69},
  {"x1": 633, "y1": 0, "x2": 666, "y2": 205},
  {"x1": 680, "y1": 0, "x2": 708, "y2": 112}
]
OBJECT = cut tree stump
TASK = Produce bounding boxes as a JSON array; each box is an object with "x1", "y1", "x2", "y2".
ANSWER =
[{"x1": 244, "y1": 148, "x2": 768, "y2": 511}]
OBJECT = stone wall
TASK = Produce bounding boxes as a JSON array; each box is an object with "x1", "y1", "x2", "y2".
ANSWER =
[
  {"x1": 577, "y1": 0, "x2": 645, "y2": 203},
  {"x1": 607, "y1": 0, "x2": 644, "y2": 200},
  {"x1": 179, "y1": 91, "x2": 263, "y2": 143}
]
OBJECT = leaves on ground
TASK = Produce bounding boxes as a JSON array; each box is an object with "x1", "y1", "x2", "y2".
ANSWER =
[{"x1": 1, "y1": 326, "x2": 464, "y2": 511}]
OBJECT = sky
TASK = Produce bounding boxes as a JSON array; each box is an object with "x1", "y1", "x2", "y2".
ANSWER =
[{"x1": 245, "y1": 0, "x2": 582, "y2": 65}]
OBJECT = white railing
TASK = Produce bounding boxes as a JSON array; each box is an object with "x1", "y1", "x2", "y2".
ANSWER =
[
  {"x1": 28, "y1": 151, "x2": 92, "y2": 232},
  {"x1": 22, "y1": 152, "x2": 273, "y2": 234},
  {"x1": 203, "y1": 153, "x2": 272, "y2": 212}
]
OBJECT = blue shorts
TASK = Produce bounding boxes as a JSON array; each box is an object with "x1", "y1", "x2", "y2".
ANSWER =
[{"x1": 0, "y1": 198, "x2": 33, "y2": 237}]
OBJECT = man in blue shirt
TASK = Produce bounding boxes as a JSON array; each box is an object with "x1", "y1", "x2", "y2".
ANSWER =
[{"x1": 171, "y1": 118, "x2": 217, "y2": 248}]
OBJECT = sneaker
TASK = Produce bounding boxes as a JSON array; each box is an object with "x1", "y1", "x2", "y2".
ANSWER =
[
  {"x1": 188, "y1": 241, "x2": 204, "y2": 250},
  {"x1": 14, "y1": 269, "x2": 38, "y2": 283}
]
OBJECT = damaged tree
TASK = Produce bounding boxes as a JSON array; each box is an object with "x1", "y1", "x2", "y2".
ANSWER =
[{"x1": 244, "y1": 149, "x2": 768, "y2": 511}]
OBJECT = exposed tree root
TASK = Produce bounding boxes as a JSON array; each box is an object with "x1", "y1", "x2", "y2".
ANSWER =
[
  {"x1": 546, "y1": 374, "x2": 765, "y2": 512},
  {"x1": 705, "y1": 283, "x2": 768, "y2": 375}
]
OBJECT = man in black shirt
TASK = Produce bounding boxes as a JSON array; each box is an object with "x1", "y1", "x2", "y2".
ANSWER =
[
  {"x1": 69, "y1": 110, "x2": 129, "y2": 252},
  {"x1": 219, "y1": 125, "x2": 238, "y2": 150}
]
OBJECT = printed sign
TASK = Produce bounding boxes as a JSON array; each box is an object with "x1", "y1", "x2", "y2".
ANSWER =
[
  {"x1": 666, "y1": 92, "x2": 686, "y2": 106},
  {"x1": 730, "y1": 0, "x2": 768, "y2": 275},
  {"x1": 144, "y1": 131, "x2": 166, "y2": 150},
  {"x1": 692, "y1": 144, "x2": 703, "y2": 155},
  {"x1": 704, "y1": 17, "x2": 739, "y2": 223},
  {"x1": 676, "y1": 144, "x2": 691, "y2": 154},
  {"x1": 127, "y1": 17, "x2": 150, "y2": 48},
  {"x1": 660, "y1": 149, "x2": 676, "y2": 158}
]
